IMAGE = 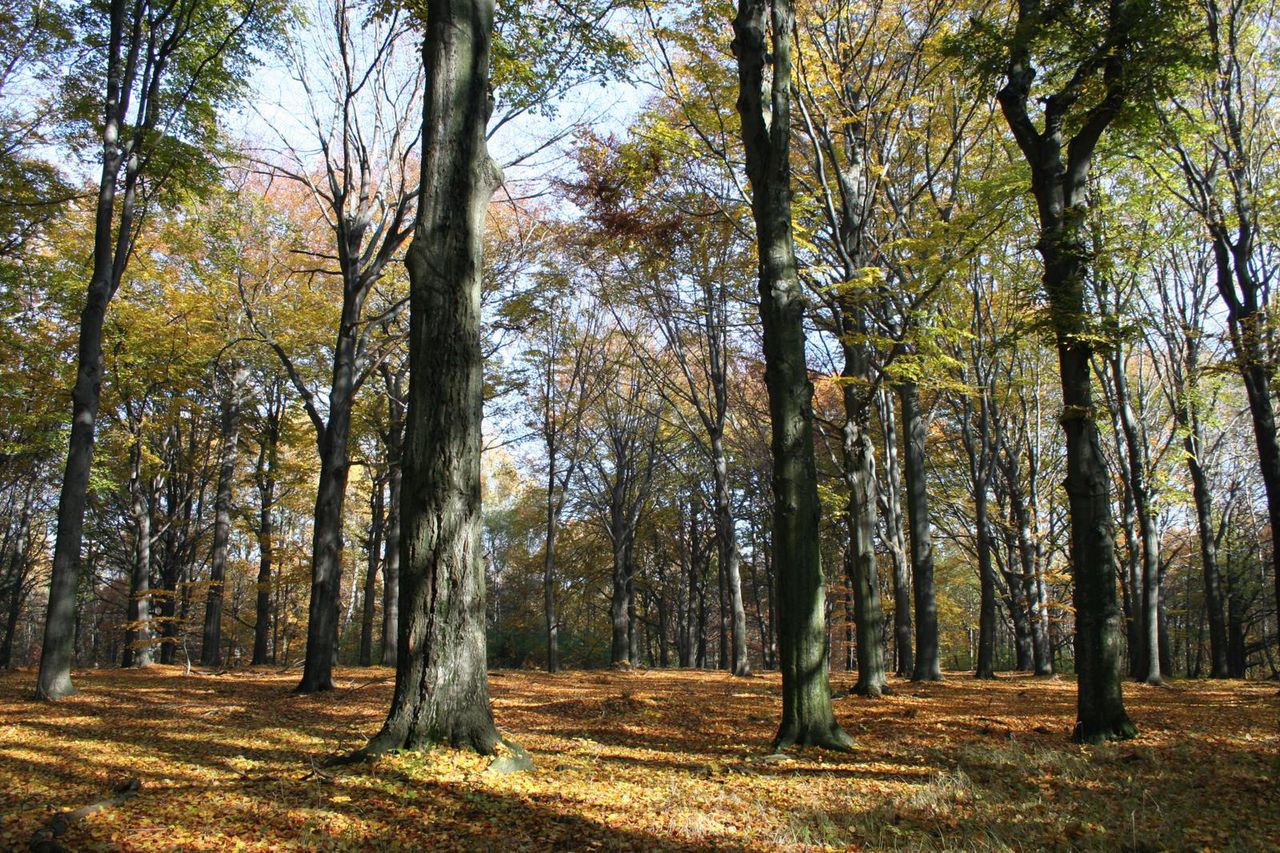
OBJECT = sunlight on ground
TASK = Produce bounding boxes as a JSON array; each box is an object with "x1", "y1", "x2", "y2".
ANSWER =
[{"x1": 1, "y1": 667, "x2": 1276, "y2": 850}]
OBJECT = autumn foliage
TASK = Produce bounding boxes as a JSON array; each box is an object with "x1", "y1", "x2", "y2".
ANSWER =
[{"x1": 1, "y1": 666, "x2": 1276, "y2": 850}]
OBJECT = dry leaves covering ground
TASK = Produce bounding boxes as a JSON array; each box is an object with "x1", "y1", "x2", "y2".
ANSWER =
[{"x1": 0, "y1": 666, "x2": 1277, "y2": 850}]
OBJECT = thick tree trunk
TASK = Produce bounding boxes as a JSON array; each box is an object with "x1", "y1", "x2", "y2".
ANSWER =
[
  {"x1": 364, "y1": 0, "x2": 502, "y2": 755},
  {"x1": 877, "y1": 388, "x2": 913, "y2": 677},
  {"x1": 202, "y1": 366, "x2": 245, "y2": 667},
  {"x1": 733, "y1": 0, "x2": 850, "y2": 751},
  {"x1": 900, "y1": 381, "x2": 940, "y2": 681}
]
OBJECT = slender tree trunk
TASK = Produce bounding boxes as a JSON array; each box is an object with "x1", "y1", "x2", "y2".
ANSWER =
[
  {"x1": 846, "y1": 385, "x2": 887, "y2": 697},
  {"x1": 712, "y1": 434, "x2": 750, "y2": 676},
  {"x1": 297, "y1": 319, "x2": 361, "y2": 691},
  {"x1": 542, "y1": 483, "x2": 560, "y2": 673},
  {"x1": 359, "y1": 476, "x2": 384, "y2": 666},
  {"x1": 123, "y1": 443, "x2": 153, "y2": 668},
  {"x1": 974, "y1": 468, "x2": 996, "y2": 678},
  {"x1": 900, "y1": 381, "x2": 940, "y2": 681},
  {"x1": 1186, "y1": 419, "x2": 1229, "y2": 678},
  {"x1": 252, "y1": 411, "x2": 279, "y2": 666},
  {"x1": 877, "y1": 388, "x2": 913, "y2": 676},
  {"x1": 203, "y1": 366, "x2": 246, "y2": 667},
  {"x1": 364, "y1": 0, "x2": 503, "y2": 754},
  {"x1": 381, "y1": 390, "x2": 404, "y2": 667},
  {"x1": 1110, "y1": 352, "x2": 1161, "y2": 684}
]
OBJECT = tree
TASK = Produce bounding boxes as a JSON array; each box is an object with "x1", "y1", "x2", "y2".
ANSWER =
[
  {"x1": 362, "y1": 0, "x2": 506, "y2": 755},
  {"x1": 978, "y1": 0, "x2": 1190, "y2": 740},
  {"x1": 248, "y1": 0, "x2": 420, "y2": 693},
  {"x1": 37, "y1": 0, "x2": 279, "y2": 699},
  {"x1": 732, "y1": 0, "x2": 851, "y2": 750}
]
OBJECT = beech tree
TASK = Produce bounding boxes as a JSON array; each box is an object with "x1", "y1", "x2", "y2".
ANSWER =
[
  {"x1": 37, "y1": 0, "x2": 279, "y2": 698},
  {"x1": 732, "y1": 0, "x2": 852, "y2": 750},
  {"x1": 362, "y1": 0, "x2": 506, "y2": 755},
  {"x1": 976, "y1": 0, "x2": 1190, "y2": 740}
]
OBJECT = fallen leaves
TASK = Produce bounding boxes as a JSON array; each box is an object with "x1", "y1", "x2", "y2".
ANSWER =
[{"x1": 0, "y1": 667, "x2": 1275, "y2": 850}]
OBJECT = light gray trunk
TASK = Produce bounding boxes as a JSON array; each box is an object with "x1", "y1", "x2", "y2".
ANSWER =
[{"x1": 900, "y1": 381, "x2": 940, "y2": 681}]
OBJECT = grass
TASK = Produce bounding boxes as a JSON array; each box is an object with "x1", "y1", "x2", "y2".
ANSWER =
[{"x1": 0, "y1": 666, "x2": 1276, "y2": 850}]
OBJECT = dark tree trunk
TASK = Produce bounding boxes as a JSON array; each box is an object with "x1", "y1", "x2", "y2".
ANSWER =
[
  {"x1": 381, "y1": 373, "x2": 405, "y2": 667},
  {"x1": 297, "y1": 322, "x2": 360, "y2": 692},
  {"x1": 251, "y1": 400, "x2": 280, "y2": 666},
  {"x1": 359, "y1": 476, "x2": 385, "y2": 666},
  {"x1": 1110, "y1": 352, "x2": 1161, "y2": 685},
  {"x1": 364, "y1": 0, "x2": 503, "y2": 755},
  {"x1": 974, "y1": 467, "x2": 997, "y2": 678},
  {"x1": 1186, "y1": 418, "x2": 1229, "y2": 678},
  {"x1": 202, "y1": 366, "x2": 245, "y2": 667},
  {"x1": 900, "y1": 381, "x2": 940, "y2": 681},
  {"x1": 733, "y1": 0, "x2": 851, "y2": 750},
  {"x1": 997, "y1": 17, "x2": 1136, "y2": 742}
]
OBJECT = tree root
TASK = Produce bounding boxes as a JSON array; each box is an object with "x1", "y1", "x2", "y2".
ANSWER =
[{"x1": 30, "y1": 778, "x2": 141, "y2": 852}]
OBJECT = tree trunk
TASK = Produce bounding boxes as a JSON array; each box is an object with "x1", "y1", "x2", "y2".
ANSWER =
[
  {"x1": 202, "y1": 366, "x2": 246, "y2": 667},
  {"x1": 733, "y1": 0, "x2": 850, "y2": 751},
  {"x1": 364, "y1": 0, "x2": 503, "y2": 755},
  {"x1": 297, "y1": 318, "x2": 361, "y2": 691},
  {"x1": 974, "y1": 466, "x2": 996, "y2": 678},
  {"x1": 846, "y1": 387, "x2": 887, "y2": 697},
  {"x1": 877, "y1": 388, "x2": 913, "y2": 676},
  {"x1": 251, "y1": 408, "x2": 279, "y2": 666},
  {"x1": 381, "y1": 386, "x2": 404, "y2": 667},
  {"x1": 1110, "y1": 352, "x2": 1161, "y2": 684},
  {"x1": 359, "y1": 476, "x2": 384, "y2": 666},
  {"x1": 900, "y1": 381, "x2": 940, "y2": 681},
  {"x1": 712, "y1": 434, "x2": 751, "y2": 676},
  {"x1": 1186, "y1": 419, "x2": 1229, "y2": 678},
  {"x1": 123, "y1": 443, "x2": 153, "y2": 668}
]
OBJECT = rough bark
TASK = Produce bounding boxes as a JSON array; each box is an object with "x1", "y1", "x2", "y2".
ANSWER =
[
  {"x1": 364, "y1": 0, "x2": 503, "y2": 755},
  {"x1": 733, "y1": 0, "x2": 850, "y2": 750},
  {"x1": 380, "y1": 366, "x2": 405, "y2": 668}
]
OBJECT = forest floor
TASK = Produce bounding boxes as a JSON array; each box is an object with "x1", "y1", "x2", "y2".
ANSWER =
[{"x1": 0, "y1": 666, "x2": 1277, "y2": 851}]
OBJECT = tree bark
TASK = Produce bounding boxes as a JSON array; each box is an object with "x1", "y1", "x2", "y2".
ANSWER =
[
  {"x1": 202, "y1": 365, "x2": 246, "y2": 667},
  {"x1": 733, "y1": 0, "x2": 851, "y2": 751},
  {"x1": 123, "y1": 442, "x2": 153, "y2": 668},
  {"x1": 364, "y1": 0, "x2": 503, "y2": 754},
  {"x1": 877, "y1": 388, "x2": 913, "y2": 676},
  {"x1": 900, "y1": 381, "x2": 940, "y2": 681},
  {"x1": 359, "y1": 476, "x2": 385, "y2": 666}
]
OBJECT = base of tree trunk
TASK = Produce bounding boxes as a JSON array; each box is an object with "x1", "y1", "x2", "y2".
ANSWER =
[
  {"x1": 1072, "y1": 716, "x2": 1138, "y2": 745},
  {"x1": 35, "y1": 673, "x2": 77, "y2": 701},
  {"x1": 773, "y1": 721, "x2": 855, "y2": 753},
  {"x1": 852, "y1": 677, "x2": 886, "y2": 698},
  {"x1": 294, "y1": 676, "x2": 335, "y2": 694},
  {"x1": 973, "y1": 669, "x2": 996, "y2": 680}
]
